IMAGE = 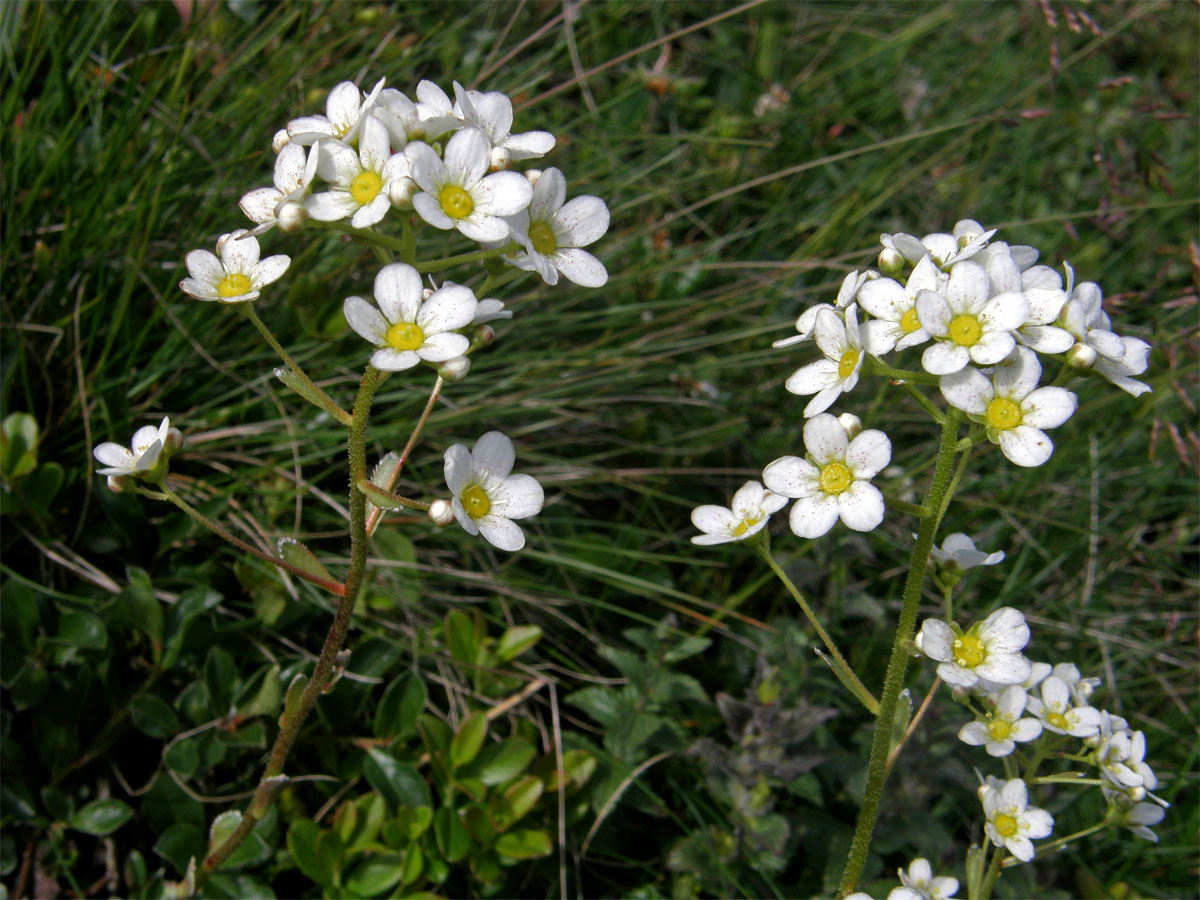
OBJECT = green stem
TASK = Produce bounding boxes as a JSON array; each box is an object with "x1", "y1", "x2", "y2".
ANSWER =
[
  {"x1": 885, "y1": 497, "x2": 930, "y2": 518},
  {"x1": 415, "y1": 242, "x2": 521, "y2": 274},
  {"x1": 401, "y1": 218, "x2": 417, "y2": 266},
  {"x1": 239, "y1": 305, "x2": 351, "y2": 425},
  {"x1": 756, "y1": 542, "x2": 879, "y2": 715},
  {"x1": 863, "y1": 356, "x2": 939, "y2": 385},
  {"x1": 366, "y1": 375, "x2": 444, "y2": 537},
  {"x1": 899, "y1": 381, "x2": 946, "y2": 424},
  {"x1": 838, "y1": 410, "x2": 963, "y2": 897},
  {"x1": 199, "y1": 365, "x2": 382, "y2": 883},
  {"x1": 141, "y1": 484, "x2": 346, "y2": 596},
  {"x1": 977, "y1": 845, "x2": 1004, "y2": 900}
]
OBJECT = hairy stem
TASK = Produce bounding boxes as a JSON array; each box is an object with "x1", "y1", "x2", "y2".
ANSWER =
[
  {"x1": 199, "y1": 366, "x2": 381, "y2": 881},
  {"x1": 838, "y1": 410, "x2": 962, "y2": 896}
]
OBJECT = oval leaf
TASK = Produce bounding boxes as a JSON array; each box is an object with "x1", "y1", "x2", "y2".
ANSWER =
[
  {"x1": 434, "y1": 806, "x2": 472, "y2": 863},
  {"x1": 373, "y1": 673, "x2": 426, "y2": 740},
  {"x1": 277, "y1": 537, "x2": 333, "y2": 583},
  {"x1": 364, "y1": 748, "x2": 431, "y2": 812},
  {"x1": 208, "y1": 810, "x2": 243, "y2": 855},
  {"x1": 71, "y1": 798, "x2": 132, "y2": 836},
  {"x1": 495, "y1": 625, "x2": 542, "y2": 662},
  {"x1": 494, "y1": 828, "x2": 553, "y2": 860},
  {"x1": 449, "y1": 713, "x2": 488, "y2": 770}
]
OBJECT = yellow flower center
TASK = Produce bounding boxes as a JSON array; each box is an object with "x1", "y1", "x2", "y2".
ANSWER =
[
  {"x1": 819, "y1": 461, "x2": 853, "y2": 495},
  {"x1": 988, "y1": 719, "x2": 1013, "y2": 741},
  {"x1": 350, "y1": 170, "x2": 383, "y2": 205},
  {"x1": 439, "y1": 184, "x2": 474, "y2": 219},
  {"x1": 385, "y1": 322, "x2": 426, "y2": 351},
  {"x1": 953, "y1": 633, "x2": 986, "y2": 668},
  {"x1": 529, "y1": 222, "x2": 558, "y2": 255},
  {"x1": 217, "y1": 273, "x2": 252, "y2": 298},
  {"x1": 461, "y1": 484, "x2": 491, "y2": 518},
  {"x1": 986, "y1": 397, "x2": 1022, "y2": 430},
  {"x1": 948, "y1": 313, "x2": 983, "y2": 346},
  {"x1": 732, "y1": 515, "x2": 760, "y2": 537},
  {"x1": 900, "y1": 306, "x2": 922, "y2": 333},
  {"x1": 993, "y1": 813, "x2": 1018, "y2": 838},
  {"x1": 1046, "y1": 711, "x2": 1069, "y2": 731},
  {"x1": 838, "y1": 349, "x2": 861, "y2": 379}
]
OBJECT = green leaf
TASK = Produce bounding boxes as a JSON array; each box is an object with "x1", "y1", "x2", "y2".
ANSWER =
[
  {"x1": 663, "y1": 635, "x2": 712, "y2": 664},
  {"x1": 494, "y1": 828, "x2": 552, "y2": 860},
  {"x1": 397, "y1": 804, "x2": 433, "y2": 841},
  {"x1": 490, "y1": 775, "x2": 542, "y2": 831},
  {"x1": 162, "y1": 587, "x2": 222, "y2": 670},
  {"x1": 22, "y1": 462, "x2": 62, "y2": 515},
  {"x1": 357, "y1": 478, "x2": 407, "y2": 510},
  {"x1": 461, "y1": 803, "x2": 495, "y2": 844},
  {"x1": 70, "y1": 798, "x2": 133, "y2": 835},
  {"x1": 373, "y1": 672, "x2": 426, "y2": 740},
  {"x1": 153, "y1": 822, "x2": 204, "y2": 876},
  {"x1": 286, "y1": 819, "x2": 332, "y2": 886},
  {"x1": 444, "y1": 609, "x2": 479, "y2": 667},
  {"x1": 57, "y1": 610, "x2": 107, "y2": 650},
  {"x1": 401, "y1": 842, "x2": 424, "y2": 886},
  {"x1": 112, "y1": 567, "x2": 163, "y2": 650},
  {"x1": 8, "y1": 662, "x2": 48, "y2": 711},
  {"x1": 449, "y1": 712, "x2": 488, "y2": 770},
  {"x1": 130, "y1": 693, "x2": 179, "y2": 738},
  {"x1": 344, "y1": 854, "x2": 407, "y2": 895},
  {"x1": 363, "y1": 748, "x2": 431, "y2": 812},
  {"x1": 433, "y1": 806, "x2": 472, "y2": 863},
  {"x1": 276, "y1": 537, "x2": 333, "y2": 583},
  {"x1": 458, "y1": 737, "x2": 536, "y2": 787},
  {"x1": 278, "y1": 672, "x2": 308, "y2": 729},
  {"x1": 204, "y1": 646, "x2": 238, "y2": 718},
  {"x1": 565, "y1": 686, "x2": 621, "y2": 727},
  {"x1": 208, "y1": 810, "x2": 242, "y2": 855},
  {"x1": 236, "y1": 664, "x2": 282, "y2": 720},
  {"x1": 165, "y1": 737, "x2": 200, "y2": 778},
  {"x1": 370, "y1": 451, "x2": 401, "y2": 489},
  {"x1": 495, "y1": 625, "x2": 542, "y2": 662},
  {"x1": 0, "y1": 413, "x2": 38, "y2": 484}
]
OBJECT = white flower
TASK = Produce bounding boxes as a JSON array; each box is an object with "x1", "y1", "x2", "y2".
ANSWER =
[
  {"x1": 690, "y1": 481, "x2": 788, "y2": 545},
  {"x1": 784, "y1": 305, "x2": 872, "y2": 417},
  {"x1": 93, "y1": 416, "x2": 180, "y2": 481},
  {"x1": 856, "y1": 256, "x2": 941, "y2": 354},
  {"x1": 180, "y1": 230, "x2": 290, "y2": 303},
  {"x1": 881, "y1": 219, "x2": 997, "y2": 270},
  {"x1": 1012, "y1": 264, "x2": 1073, "y2": 354},
  {"x1": 958, "y1": 685, "x2": 1042, "y2": 757},
  {"x1": 370, "y1": 81, "x2": 463, "y2": 147},
  {"x1": 898, "y1": 857, "x2": 959, "y2": 900},
  {"x1": 1057, "y1": 264, "x2": 1152, "y2": 396},
  {"x1": 343, "y1": 263, "x2": 477, "y2": 372},
  {"x1": 453, "y1": 82, "x2": 555, "y2": 165},
  {"x1": 239, "y1": 143, "x2": 320, "y2": 236},
  {"x1": 939, "y1": 347, "x2": 1077, "y2": 467},
  {"x1": 408, "y1": 128, "x2": 533, "y2": 243},
  {"x1": 916, "y1": 607, "x2": 1032, "y2": 688},
  {"x1": 285, "y1": 78, "x2": 386, "y2": 146},
  {"x1": 471, "y1": 298, "x2": 513, "y2": 325},
  {"x1": 972, "y1": 659, "x2": 1051, "y2": 699},
  {"x1": 1110, "y1": 796, "x2": 1166, "y2": 842},
  {"x1": 1096, "y1": 728, "x2": 1156, "y2": 790},
  {"x1": 1025, "y1": 675, "x2": 1102, "y2": 737},
  {"x1": 762, "y1": 413, "x2": 891, "y2": 538},
  {"x1": 1049, "y1": 661, "x2": 1101, "y2": 705},
  {"x1": 504, "y1": 167, "x2": 609, "y2": 287},
  {"x1": 773, "y1": 271, "x2": 871, "y2": 349},
  {"x1": 306, "y1": 117, "x2": 410, "y2": 229},
  {"x1": 979, "y1": 778, "x2": 1053, "y2": 862},
  {"x1": 846, "y1": 891, "x2": 924, "y2": 900},
  {"x1": 444, "y1": 432, "x2": 544, "y2": 551},
  {"x1": 929, "y1": 533, "x2": 1005, "y2": 572},
  {"x1": 916, "y1": 260, "x2": 1029, "y2": 375}
]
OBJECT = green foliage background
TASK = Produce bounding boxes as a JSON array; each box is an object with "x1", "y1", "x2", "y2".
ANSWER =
[{"x1": 1, "y1": 1, "x2": 1196, "y2": 898}]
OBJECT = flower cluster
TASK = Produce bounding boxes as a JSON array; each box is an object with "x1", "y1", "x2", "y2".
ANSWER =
[{"x1": 845, "y1": 857, "x2": 958, "y2": 900}]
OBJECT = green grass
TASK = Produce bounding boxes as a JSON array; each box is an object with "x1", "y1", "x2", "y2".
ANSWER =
[{"x1": 2, "y1": 1, "x2": 1196, "y2": 897}]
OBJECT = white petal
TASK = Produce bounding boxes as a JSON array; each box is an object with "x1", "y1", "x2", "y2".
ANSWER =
[
  {"x1": 305, "y1": 190, "x2": 359, "y2": 222},
  {"x1": 857, "y1": 278, "x2": 907, "y2": 320},
  {"x1": 553, "y1": 249, "x2": 608, "y2": 287},
  {"x1": 946, "y1": 261, "x2": 988, "y2": 311},
  {"x1": 444, "y1": 443, "x2": 472, "y2": 493},
  {"x1": 476, "y1": 514, "x2": 527, "y2": 551},
  {"x1": 505, "y1": 130, "x2": 556, "y2": 159},
  {"x1": 474, "y1": 170, "x2": 533, "y2": 217},
  {"x1": 240, "y1": 187, "x2": 282, "y2": 224},
  {"x1": 998, "y1": 425, "x2": 1054, "y2": 467},
  {"x1": 350, "y1": 193, "x2": 391, "y2": 229},
  {"x1": 789, "y1": 494, "x2": 839, "y2": 538},
  {"x1": 969, "y1": 331, "x2": 1015, "y2": 366},
  {"x1": 472, "y1": 431, "x2": 515, "y2": 481},
  {"x1": 975, "y1": 653, "x2": 1032, "y2": 686},
  {"x1": 444, "y1": 127, "x2": 490, "y2": 186},
  {"x1": 316, "y1": 140, "x2": 362, "y2": 186},
  {"x1": 762, "y1": 456, "x2": 817, "y2": 498},
  {"x1": 374, "y1": 263, "x2": 423, "y2": 324},
  {"x1": 218, "y1": 230, "x2": 260, "y2": 273},
  {"x1": 343, "y1": 296, "x2": 389, "y2": 344},
  {"x1": 915, "y1": 290, "x2": 951, "y2": 335},
  {"x1": 418, "y1": 284, "x2": 478, "y2": 334},
  {"x1": 450, "y1": 497, "x2": 480, "y2": 535},
  {"x1": 785, "y1": 360, "x2": 839, "y2": 397},
  {"x1": 959, "y1": 722, "x2": 991, "y2": 746},
  {"x1": 845, "y1": 429, "x2": 891, "y2": 478},
  {"x1": 94, "y1": 442, "x2": 135, "y2": 470},
  {"x1": 993, "y1": 346, "x2": 1042, "y2": 399},
  {"x1": 1021, "y1": 386, "x2": 1076, "y2": 429},
  {"x1": 490, "y1": 473, "x2": 544, "y2": 519},
  {"x1": 357, "y1": 116, "x2": 391, "y2": 173},
  {"x1": 455, "y1": 214, "x2": 512, "y2": 243},
  {"x1": 416, "y1": 332, "x2": 470, "y2": 362},
  {"x1": 556, "y1": 195, "x2": 609, "y2": 247},
  {"x1": 405, "y1": 142, "x2": 445, "y2": 193},
  {"x1": 185, "y1": 249, "x2": 223, "y2": 285},
  {"x1": 249, "y1": 254, "x2": 290, "y2": 289},
  {"x1": 802, "y1": 413, "x2": 849, "y2": 463},
  {"x1": 413, "y1": 192, "x2": 455, "y2": 230},
  {"x1": 692, "y1": 505, "x2": 737, "y2": 535},
  {"x1": 370, "y1": 347, "x2": 420, "y2": 371},
  {"x1": 940, "y1": 366, "x2": 991, "y2": 415},
  {"x1": 529, "y1": 167, "x2": 566, "y2": 219},
  {"x1": 837, "y1": 482, "x2": 884, "y2": 532},
  {"x1": 917, "y1": 619, "x2": 954, "y2": 662},
  {"x1": 922, "y1": 342, "x2": 969, "y2": 375}
]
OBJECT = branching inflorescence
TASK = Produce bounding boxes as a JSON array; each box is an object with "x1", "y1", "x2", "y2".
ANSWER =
[
  {"x1": 689, "y1": 220, "x2": 1160, "y2": 899},
  {"x1": 91, "y1": 74, "x2": 609, "y2": 893}
]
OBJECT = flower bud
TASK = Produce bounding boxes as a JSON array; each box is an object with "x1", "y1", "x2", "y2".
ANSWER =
[
  {"x1": 1066, "y1": 341, "x2": 1098, "y2": 369},
  {"x1": 387, "y1": 175, "x2": 418, "y2": 208},
  {"x1": 272, "y1": 128, "x2": 291, "y2": 154},
  {"x1": 106, "y1": 475, "x2": 128, "y2": 494},
  {"x1": 489, "y1": 145, "x2": 512, "y2": 172},
  {"x1": 428, "y1": 499, "x2": 454, "y2": 527},
  {"x1": 471, "y1": 324, "x2": 496, "y2": 348},
  {"x1": 524, "y1": 168, "x2": 542, "y2": 188},
  {"x1": 1127, "y1": 785, "x2": 1146, "y2": 802},
  {"x1": 878, "y1": 247, "x2": 904, "y2": 278},
  {"x1": 437, "y1": 356, "x2": 471, "y2": 382},
  {"x1": 277, "y1": 200, "x2": 308, "y2": 233},
  {"x1": 837, "y1": 412, "x2": 863, "y2": 438},
  {"x1": 165, "y1": 428, "x2": 184, "y2": 453}
]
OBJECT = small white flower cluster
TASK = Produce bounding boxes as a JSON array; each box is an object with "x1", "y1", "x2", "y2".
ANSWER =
[
  {"x1": 846, "y1": 857, "x2": 958, "y2": 900},
  {"x1": 92, "y1": 416, "x2": 183, "y2": 491},
  {"x1": 915, "y1": 601, "x2": 1169, "y2": 858},
  {"x1": 776, "y1": 219, "x2": 1151, "y2": 468}
]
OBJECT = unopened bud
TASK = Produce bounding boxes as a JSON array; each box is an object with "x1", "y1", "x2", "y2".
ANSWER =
[
  {"x1": 277, "y1": 200, "x2": 308, "y2": 233},
  {"x1": 387, "y1": 175, "x2": 418, "y2": 208},
  {"x1": 837, "y1": 412, "x2": 863, "y2": 438},
  {"x1": 472, "y1": 324, "x2": 495, "y2": 348},
  {"x1": 1127, "y1": 785, "x2": 1146, "y2": 802},
  {"x1": 524, "y1": 168, "x2": 542, "y2": 188},
  {"x1": 1066, "y1": 342, "x2": 1098, "y2": 369},
  {"x1": 106, "y1": 475, "x2": 128, "y2": 494},
  {"x1": 272, "y1": 129, "x2": 290, "y2": 154},
  {"x1": 878, "y1": 247, "x2": 904, "y2": 278},
  {"x1": 950, "y1": 685, "x2": 971, "y2": 704},
  {"x1": 489, "y1": 146, "x2": 512, "y2": 171},
  {"x1": 437, "y1": 356, "x2": 470, "y2": 382},
  {"x1": 422, "y1": 287, "x2": 435, "y2": 301},
  {"x1": 428, "y1": 499, "x2": 454, "y2": 527},
  {"x1": 165, "y1": 428, "x2": 184, "y2": 453}
]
